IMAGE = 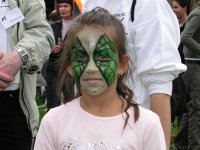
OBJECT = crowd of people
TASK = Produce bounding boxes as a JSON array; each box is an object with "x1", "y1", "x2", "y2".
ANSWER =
[{"x1": 0, "y1": 0, "x2": 200, "y2": 149}]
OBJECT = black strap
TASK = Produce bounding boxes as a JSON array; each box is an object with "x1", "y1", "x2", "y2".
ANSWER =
[{"x1": 131, "y1": 0, "x2": 136, "y2": 22}]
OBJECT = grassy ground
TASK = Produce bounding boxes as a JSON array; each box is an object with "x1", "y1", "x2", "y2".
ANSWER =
[
  {"x1": 171, "y1": 119, "x2": 179, "y2": 150},
  {"x1": 35, "y1": 87, "x2": 47, "y2": 122}
]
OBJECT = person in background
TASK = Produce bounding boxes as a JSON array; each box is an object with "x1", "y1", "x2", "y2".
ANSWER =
[
  {"x1": 38, "y1": 9, "x2": 61, "y2": 108},
  {"x1": 0, "y1": 0, "x2": 54, "y2": 149},
  {"x1": 45, "y1": 0, "x2": 73, "y2": 111},
  {"x1": 171, "y1": 1, "x2": 190, "y2": 149},
  {"x1": 172, "y1": 0, "x2": 190, "y2": 63},
  {"x1": 74, "y1": 0, "x2": 187, "y2": 149},
  {"x1": 34, "y1": 8, "x2": 166, "y2": 150},
  {"x1": 178, "y1": 2, "x2": 200, "y2": 150}
]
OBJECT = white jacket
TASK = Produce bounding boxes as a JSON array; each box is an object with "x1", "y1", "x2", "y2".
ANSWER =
[
  {"x1": 81, "y1": 0, "x2": 186, "y2": 108},
  {"x1": 8, "y1": 0, "x2": 54, "y2": 138}
]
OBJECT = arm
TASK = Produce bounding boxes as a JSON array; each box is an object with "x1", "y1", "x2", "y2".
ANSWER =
[
  {"x1": 0, "y1": 51, "x2": 22, "y2": 89},
  {"x1": 15, "y1": 0, "x2": 55, "y2": 70},
  {"x1": 150, "y1": 94, "x2": 171, "y2": 150},
  {"x1": 181, "y1": 14, "x2": 200, "y2": 54},
  {"x1": 0, "y1": 0, "x2": 54, "y2": 89},
  {"x1": 133, "y1": 0, "x2": 186, "y2": 149}
]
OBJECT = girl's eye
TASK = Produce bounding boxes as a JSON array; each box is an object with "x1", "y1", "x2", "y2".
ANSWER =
[
  {"x1": 96, "y1": 55, "x2": 111, "y2": 61},
  {"x1": 74, "y1": 56, "x2": 88, "y2": 62}
]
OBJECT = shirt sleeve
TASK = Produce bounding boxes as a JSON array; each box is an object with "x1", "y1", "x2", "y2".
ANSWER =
[
  {"x1": 142, "y1": 116, "x2": 166, "y2": 150},
  {"x1": 131, "y1": 0, "x2": 186, "y2": 95},
  {"x1": 33, "y1": 114, "x2": 56, "y2": 150},
  {"x1": 15, "y1": 0, "x2": 55, "y2": 72},
  {"x1": 181, "y1": 13, "x2": 200, "y2": 54}
]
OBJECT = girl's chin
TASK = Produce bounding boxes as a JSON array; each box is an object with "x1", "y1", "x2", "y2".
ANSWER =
[{"x1": 82, "y1": 88, "x2": 106, "y2": 96}]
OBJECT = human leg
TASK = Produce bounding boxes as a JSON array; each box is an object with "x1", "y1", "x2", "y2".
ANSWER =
[
  {"x1": 0, "y1": 90, "x2": 32, "y2": 150},
  {"x1": 173, "y1": 113, "x2": 188, "y2": 150},
  {"x1": 183, "y1": 63, "x2": 200, "y2": 150}
]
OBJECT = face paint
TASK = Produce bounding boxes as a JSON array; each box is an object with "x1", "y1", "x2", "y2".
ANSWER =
[
  {"x1": 71, "y1": 38, "x2": 89, "y2": 84},
  {"x1": 94, "y1": 35, "x2": 118, "y2": 86},
  {"x1": 71, "y1": 28, "x2": 118, "y2": 95}
]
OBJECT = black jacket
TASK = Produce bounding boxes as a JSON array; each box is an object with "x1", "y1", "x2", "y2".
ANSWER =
[{"x1": 46, "y1": 20, "x2": 62, "y2": 72}]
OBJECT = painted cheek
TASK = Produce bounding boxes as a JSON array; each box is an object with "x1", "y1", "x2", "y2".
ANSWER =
[
  {"x1": 96, "y1": 61, "x2": 118, "y2": 86},
  {"x1": 71, "y1": 58, "x2": 88, "y2": 86}
]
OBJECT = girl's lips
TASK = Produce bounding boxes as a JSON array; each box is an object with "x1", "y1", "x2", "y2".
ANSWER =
[
  {"x1": 83, "y1": 78, "x2": 102, "y2": 84},
  {"x1": 84, "y1": 78, "x2": 102, "y2": 80},
  {"x1": 84, "y1": 77, "x2": 101, "y2": 80}
]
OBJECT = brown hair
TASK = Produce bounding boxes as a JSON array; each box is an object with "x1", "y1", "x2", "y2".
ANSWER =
[
  {"x1": 57, "y1": 7, "x2": 139, "y2": 126},
  {"x1": 173, "y1": 0, "x2": 191, "y2": 14}
]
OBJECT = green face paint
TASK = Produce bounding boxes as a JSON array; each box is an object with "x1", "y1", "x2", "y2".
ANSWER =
[
  {"x1": 94, "y1": 35, "x2": 118, "y2": 86},
  {"x1": 71, "y1": 28, "x2": 118, "y2": 95},
  {"x1": 71, "y1": 37, "x2": 89, "y2": 85}
]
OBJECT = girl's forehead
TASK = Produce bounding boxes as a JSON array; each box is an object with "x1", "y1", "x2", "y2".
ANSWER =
[{"x1": 76, "y1": 27, "x2": 106, "y2": 52}]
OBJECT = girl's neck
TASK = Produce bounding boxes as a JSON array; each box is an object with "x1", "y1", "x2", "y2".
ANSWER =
[{"x1": 80, "y1": 90, "x2": 126, "y2": 117}]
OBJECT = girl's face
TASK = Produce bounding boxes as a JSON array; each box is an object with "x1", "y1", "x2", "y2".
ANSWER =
[
  {"x1": 172, "y1": 1, "x2": 187, "y2": 20},
  {"x1": 70, "y1": 27, "x2": 119, "y2": 96},
  {"x1": 58, "y1": 3, "x2": 72, "y2": 20}
]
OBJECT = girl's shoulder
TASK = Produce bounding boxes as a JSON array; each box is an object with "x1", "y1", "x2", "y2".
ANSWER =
[
  {"x1": 41, "y1": 98, "x2": 80, "y2": 122},
  {"x1": 128, "y1": 106, "x2": 160, "y2": 128},
  {"x1": 139, "y1": 106, "x2": 158, "y2": 117},
  {"x1": 138, "y1": 106, "x2": 160, "y2": 122}
]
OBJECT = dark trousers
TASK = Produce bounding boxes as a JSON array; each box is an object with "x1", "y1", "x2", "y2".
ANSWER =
[
  {"x1": 174, "y1": 63, "x2": 200, "y2": 150},
  {"x1": 173, "y1": 113, "x2": 188, "y2": 150},
  {"x1": 0, "y1": 90, "x2": 32, "y2": 150},
  {"x1": 45, "y1": 71, "x2": 60, "y2": 111}
]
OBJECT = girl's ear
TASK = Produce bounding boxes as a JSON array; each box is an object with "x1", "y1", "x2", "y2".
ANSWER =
[
  {"x1": 118, "y1": 54, "x2": 129, "y2": 75},
  {"x1": 67, "y1": 65, "x2": 73, "y2": 76}
]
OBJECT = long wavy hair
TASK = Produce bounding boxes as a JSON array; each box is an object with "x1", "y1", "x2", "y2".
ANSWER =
[{"x1": 57, "y1": 7, "x2": 140, "y2": 127}]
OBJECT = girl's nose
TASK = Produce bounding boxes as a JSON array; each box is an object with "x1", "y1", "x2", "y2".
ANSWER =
[{"x1": 85, "y1": 59, "x2": 98, "y2": 73}]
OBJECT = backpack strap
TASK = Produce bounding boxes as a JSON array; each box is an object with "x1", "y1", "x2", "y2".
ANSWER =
[{"x1": 131, "y1": 0, "x2": 136, "y2": 22}]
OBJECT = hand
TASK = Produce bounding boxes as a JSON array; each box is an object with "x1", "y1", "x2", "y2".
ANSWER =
[
  {"x1": 0, "y1": 52, "x2": 13, "y2": 90},
  {"x1": 52, "y1": 44, "x2": 62, "y2": 53},
  {"x1": 0, "y1": 51, "x2": 23, "y2": 90}
]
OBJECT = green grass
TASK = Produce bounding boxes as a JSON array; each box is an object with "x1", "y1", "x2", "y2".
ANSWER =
[
  {"x1": 38, "y1": 106, "x2": 47, "y2": 122},
  {"x1": 170, "y1": 118, "x2": 179, "y2": 150},
  {"x1": 35, "y1": 87, "x2": 47, "y2": 122}
]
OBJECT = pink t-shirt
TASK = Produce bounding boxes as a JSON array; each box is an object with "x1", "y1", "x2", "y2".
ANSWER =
[{"x1": 34, "y1": 97, "x2": 166, "y2": 150}]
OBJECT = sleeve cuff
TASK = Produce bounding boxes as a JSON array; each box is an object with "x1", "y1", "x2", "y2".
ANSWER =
[{"x1": 147, "y1": 81, "x2": 172, "y2": 96}]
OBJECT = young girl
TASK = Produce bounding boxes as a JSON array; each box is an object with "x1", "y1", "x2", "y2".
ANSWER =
[{"x1": 34, "y1": 8, "x2": 166, "y2": 150}]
